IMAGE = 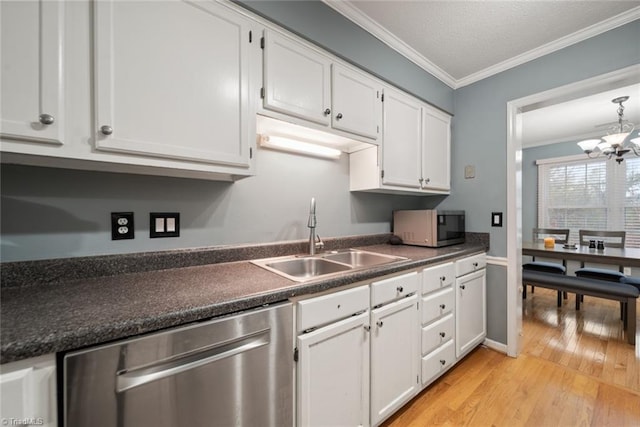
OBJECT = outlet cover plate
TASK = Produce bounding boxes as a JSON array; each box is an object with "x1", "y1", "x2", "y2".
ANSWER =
[{"x1": 111, "y1": 212, "x2": 134, "y2": 240}]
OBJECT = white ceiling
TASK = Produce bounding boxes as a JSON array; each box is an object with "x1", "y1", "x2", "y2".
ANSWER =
[{"x1": 324, "y1": 1, "x2": 640, "y2": 148}]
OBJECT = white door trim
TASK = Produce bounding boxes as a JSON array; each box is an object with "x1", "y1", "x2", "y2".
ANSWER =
[{"x1": 505, "y1": 63, "x2": 640, "y2": 358}]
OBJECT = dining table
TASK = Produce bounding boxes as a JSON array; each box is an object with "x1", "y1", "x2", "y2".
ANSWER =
[{"x1": 522, "y1": 241, "x2": 640, "y2": 269}]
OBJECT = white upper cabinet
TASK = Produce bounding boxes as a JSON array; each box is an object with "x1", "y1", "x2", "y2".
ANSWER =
[
  {"x1": 0, "y1": 0, "x2": 64, "y2": 145},
  {"x1": 331, "y1": 64, "x2": 382, "y2": 140},
  {"x1": 263, "y1": 30, "x2": 331, "y2": 126},
  {"x1": 94, "y1": 0, "x2": 253, "y2": 168},
  {"x1": 350, "y1": 86, "x2": 451, "y2": 195},
  {"x1": 421, "y1": 106, "x2": 451, "y2": 191},
  {"x1": 381, "y1": 87, "x2": 422, "y2": 189},
  {"x1": 261, "y1": 30, "x2": 381, "y2": 145}
]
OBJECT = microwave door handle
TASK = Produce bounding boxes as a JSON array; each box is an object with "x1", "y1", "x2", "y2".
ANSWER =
[{"x1": 116, "y1": 329, "x2": 269, "y2": 393}]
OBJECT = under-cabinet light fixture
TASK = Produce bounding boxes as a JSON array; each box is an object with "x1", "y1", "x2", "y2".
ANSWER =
[{"x1": 259, "y1": 135, "x2": 342, "y2": 159}]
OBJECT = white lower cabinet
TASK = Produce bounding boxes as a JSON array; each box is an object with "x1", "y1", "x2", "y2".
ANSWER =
[
  {"x1": 419, "y1": 262, "x2": 455, "y2": 387},
  {"x1": 370, "y1": 293, "x2": 419, "y2": 426},
  {"x1": 455, "y1": 254, "x2": 487, "y2": 358},
  {"x1": 0, "y1": 354, "x2": 57, "y2": 427},
  {"x1": 296, "y1": 285, "x2": 370, "y2": 427}
]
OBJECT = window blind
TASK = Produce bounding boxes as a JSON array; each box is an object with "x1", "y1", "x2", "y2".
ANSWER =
[{"x1": 537, "y1": 156, "x2": 640, "y2": 248}]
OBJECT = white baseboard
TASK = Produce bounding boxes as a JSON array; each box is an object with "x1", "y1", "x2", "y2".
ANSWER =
[{"x1": 483, "y1": 338, "x2": 508, "y2": 354}]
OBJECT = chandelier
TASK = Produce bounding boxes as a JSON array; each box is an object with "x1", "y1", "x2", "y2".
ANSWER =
[{"x1": 577, "y1": 96, "x2": 639, "y2": 164}]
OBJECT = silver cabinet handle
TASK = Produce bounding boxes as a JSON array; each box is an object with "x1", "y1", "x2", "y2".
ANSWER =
[
  {"x1": 425, "y1": 178, "x2": 430, "y2": 184},
  {"x1": 336, "y1": 113, "x2": 343, "y2": 120},
  {"x1": 440, "y1": 276, "x2": 446, "y2": 281},
  {"x1": 439, "y1": 304, "x2": 446, "y2": 310},
  {"x1": 460, "y1": 285, "x2": 466, "y2": 290},
  {"x1": 473, "y1": 262, "x2": 479, "y2": 268},
  {"x1": 439, "y1": 332, "x2": 446, "y2": 338},
  {"x1": 39, "y1": 113, "x2": 54, "y2": 125},
  {"x1": 376, "y1": 320, "x2": 383, "y2": 327},
  {"x1": 324, "y1": 108, "x2": 331, "y2": 116},
  {"x1": 440, "y1": 359, "x2": 446, "y2": 366},
  {"x1": 100, "y1": 125, "x2": 113, "y2": 135},
  {"x1": 397, "y1": 286, "x2": 404, "y2": 293},
  {"x1": 364, "y1": 325, "x2": 371, "y2": 332}
]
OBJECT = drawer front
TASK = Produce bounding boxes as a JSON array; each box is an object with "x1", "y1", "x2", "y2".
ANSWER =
[
  {"x1": 421, "y1": 314, "x2": 454, "y2": 355},
  {"x1": 455, "y1": 253, "x2": 486, "y2": 277},
  {"x1": 371, "y1": 271, "x2": 419, "y2": 307},
  {"x1": 422, "y1": 262, "x2": 455, "y2": 295},
  {"x1": 298, "y1": 285, "x2": 369, "y2": 332},
  {"x1": 421, "y1": 340, "x2": 455, "y2": 386},
  {"x1": 421, "y1": 287, "x2": 454, "y2": 325}
]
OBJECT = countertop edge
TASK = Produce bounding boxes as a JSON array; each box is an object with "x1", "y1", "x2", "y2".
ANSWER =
[{"x1": 1, "y1": 245, "x2": 486, "y2": 364}]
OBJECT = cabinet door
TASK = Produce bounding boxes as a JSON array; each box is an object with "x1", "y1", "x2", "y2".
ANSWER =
[
  {"x1": 371, "y1": 295, "x2": 419, "y2": 426},
  {"x1": 381, "y1": 87, "x2": 422, "y2": 188},
  {"x1": 331, "y1": 64, "x2": 381, "y2": 140},
  {"x1": 263, "y1": 30, "x2": 331, "y2": 126},
  {"x1": 298, "y1": 312, "x2": 370, "y2": 427},
  {"x1": 0, "y1": 0, "x2": 64, "y2": 145},
  {"x1": 94, "y1": 1, "x2": 252, "y2": 167},
  {"x1": 455, "y1": 269, "x2": 487, "y2": 357},
  {"x1": 421, "y1": 106, "x2": 451, "y2": 191}
]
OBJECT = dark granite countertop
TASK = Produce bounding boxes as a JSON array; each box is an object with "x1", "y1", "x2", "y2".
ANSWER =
[{"x1": 1, "y1": 240, "x2": 486, "y2": 364}]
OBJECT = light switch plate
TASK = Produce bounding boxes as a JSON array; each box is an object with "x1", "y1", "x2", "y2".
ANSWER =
[
  {"x1": 150, "y1": 212, "x2": 180, "y2": 238},
  {"x1": 464, "y1": 165, "x2": 475, "y2": 179},
  {"x1": 491, "y1": 212, "x2": 503, "y2": 227}
]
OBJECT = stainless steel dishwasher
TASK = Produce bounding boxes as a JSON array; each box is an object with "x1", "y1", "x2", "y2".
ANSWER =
[{"x1": 63, "y1": 302, "x2": 293, "y2": 427}]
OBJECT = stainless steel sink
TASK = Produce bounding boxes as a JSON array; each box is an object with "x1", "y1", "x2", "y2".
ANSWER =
[
  {"x1": 320, "y1": 250, "x2": 402, "y2": 268},
  {"x1": 252, "y1": 249, "x2": 407, "y2": 282}
]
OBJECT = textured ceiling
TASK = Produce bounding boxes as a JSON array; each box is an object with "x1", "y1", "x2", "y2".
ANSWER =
[{"x1": 331, "y1": 1, "x2": 640, "y2": 87}]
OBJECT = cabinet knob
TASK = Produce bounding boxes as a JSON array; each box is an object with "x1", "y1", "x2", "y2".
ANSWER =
[
  {"x1": 39, "y1": 113, "x2": 55, "y2": 125},
  {"x1": 439, "y1": 332, "x2": 446, "y2": 338},
  {"x1": 336, "y1": 112, "x2": 343, "y2": 120},
  {"x1": 324, "y1": 108, "x2": 331, "y2": 116},
  {"x1": 473, "y1": 262, "x2": 479, "y2": 268},
  {"x1": 364, "y1": 325, "x2": 371, "y2": 332},
  {"x1": 397, "y1": 286, "x2": 404, "y2": 293},
  {"x1": 425, "y1": 178, "x2": 430, "y2": 184},
  {"x1": 440, "y1": 276, "x2": 446, "y2": 282},
  {"x1": 460, "y1": 285, "x2": 466, "y2": 290},
  {"x1": 440, "y1": 359, "x2": 446, "y2": 366},
  {"x1": 100, "y1": 125, "x2": 113, "y2": 135},
  {"x1": 439, "y1": 304, "x2": 446, "y2": 310},
  {"x1": 376, "y1": 320, "x2": 384, "y2": 328},
  {"x1": 419, "y1": 178, "x2": 424, "y2": 184}
]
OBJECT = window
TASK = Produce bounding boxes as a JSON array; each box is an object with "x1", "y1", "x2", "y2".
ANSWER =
[{"x1": 537, "y1": 155, "x2": 640, "y2": 248}]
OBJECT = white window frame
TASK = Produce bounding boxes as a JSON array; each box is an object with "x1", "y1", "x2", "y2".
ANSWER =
[{"x1": 537, "y1": 154, "x2": 640, "y2": 248}]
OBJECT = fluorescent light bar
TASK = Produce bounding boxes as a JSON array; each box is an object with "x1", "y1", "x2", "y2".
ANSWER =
[{"x1": 259, "y1": 135, "x2": 341, "y2": 159}]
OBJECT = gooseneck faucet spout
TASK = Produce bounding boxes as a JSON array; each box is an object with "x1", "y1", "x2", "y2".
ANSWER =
[{"x1": 307, "y1": 198, "x2": 323, "y2": 255}]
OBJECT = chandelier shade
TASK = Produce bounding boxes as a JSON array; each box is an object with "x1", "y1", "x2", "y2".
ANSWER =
[{"x1": 577, "y1": 96, "x2": 638, "y2": 164}]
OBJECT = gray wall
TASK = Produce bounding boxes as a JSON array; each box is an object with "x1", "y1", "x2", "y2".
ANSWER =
[
  {"x1": 1, "y1": 152, "x2": 442, "y2": 262},
  {"x1": 486, "y1": 263, "x2": 507, "y2": 344},
  {"x1": 439, "y1": 20, "x2": 640, "y2": 258}
]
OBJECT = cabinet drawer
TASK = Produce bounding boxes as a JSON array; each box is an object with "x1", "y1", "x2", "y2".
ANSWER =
[
  {"x1": 371, "y1": 271, "x2": 418, "y2": 307},
  {"x1": 421, "y1": 314, "x2": 454, "y2": 355},
  {"x1": 297, "y1": 285, "x2": 369, "y2": 333},
  {"x1": 421, "y1": 287, "x2": 453, "y2": 325},
  {"x1": 455, "y1": 253, "x2": 486, "y2": 277},
  {"x1": 421, "y1": 340, "x2": 455, "y2": 386},
  {"x1": 422, "y1": 262, "x2": 455, "y2": 295}
]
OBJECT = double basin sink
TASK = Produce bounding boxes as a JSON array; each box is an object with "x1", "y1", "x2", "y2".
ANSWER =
[{"x1": 252, "y1": 249, "x2": 407, "y2": 282}]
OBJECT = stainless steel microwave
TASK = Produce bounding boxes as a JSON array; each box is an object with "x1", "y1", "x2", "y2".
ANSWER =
[{"x1": 393, "y1": 209, "x2": 465, "y2": 247}]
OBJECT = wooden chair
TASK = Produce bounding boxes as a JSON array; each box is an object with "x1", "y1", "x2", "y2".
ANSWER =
[{"x1": 522, "y1": 228, "x2": 570, "y2": 302}]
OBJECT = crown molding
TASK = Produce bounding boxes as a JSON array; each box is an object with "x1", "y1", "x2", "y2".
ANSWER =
[
  {"x1": 323, "y1": 1, "x2": 640, "y2": 90},
  {"x1": 322, "y1": 0, "x2": 457, "y2": 88}
]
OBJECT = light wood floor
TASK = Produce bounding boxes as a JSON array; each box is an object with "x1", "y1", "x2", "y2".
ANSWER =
[{"x1": 382, "y1": 288, "x2": 640, "y2": 427}]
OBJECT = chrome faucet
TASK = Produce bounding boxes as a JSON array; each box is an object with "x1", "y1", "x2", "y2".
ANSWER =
[{"x1": 307, "y1": 197, "x2": 324, "y2": 255}]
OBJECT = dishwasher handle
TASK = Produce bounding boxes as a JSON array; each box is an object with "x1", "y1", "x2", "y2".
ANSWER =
[{"x1": 116, "y1": 328, "x2": 270, "y2": 393}]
